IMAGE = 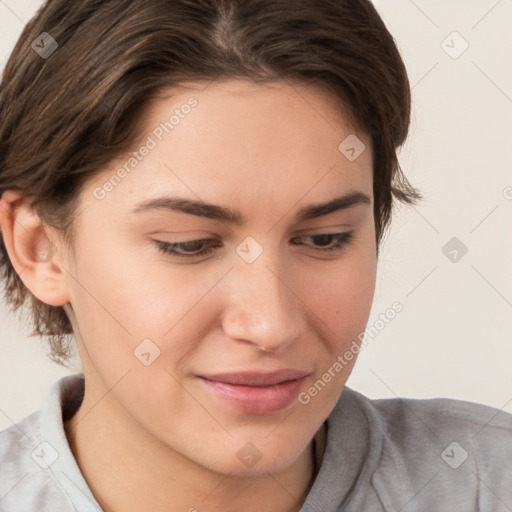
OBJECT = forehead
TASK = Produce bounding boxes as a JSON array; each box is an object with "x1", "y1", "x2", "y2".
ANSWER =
[
  {"x1": 142, "y1": 78, "x2": 367, "y2": 152},
  {"x1": 80, "y1": 78, "x2": 373, "y2": 222}
]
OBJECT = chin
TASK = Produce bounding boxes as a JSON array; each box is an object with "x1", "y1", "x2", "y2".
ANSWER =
[
  {"x1": 202, "y1": 438, "x2": 307, "y2": 478},
  {"x1": 215, "y1": 457, "x2": 298, "y2": 478}
]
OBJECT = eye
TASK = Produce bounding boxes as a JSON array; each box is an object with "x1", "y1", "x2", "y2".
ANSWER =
[
  {"x1": 153, "y1": 231, "x2": 355, "y2": 262},
  {"x1": 290, "y1": 232, "x2": 354, "y2": 253},
  {"x1": 154, "y1": 238, "x2": 221, "y2": 260}
]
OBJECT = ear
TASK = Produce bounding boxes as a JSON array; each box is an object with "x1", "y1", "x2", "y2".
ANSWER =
[{"x1": 0, "y1": 190, "x2": 71, "y2": 306}]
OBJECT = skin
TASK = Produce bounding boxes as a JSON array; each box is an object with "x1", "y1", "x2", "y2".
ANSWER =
[{"x1": 0, "y1": 79, "x2": 377, "y2": 512}]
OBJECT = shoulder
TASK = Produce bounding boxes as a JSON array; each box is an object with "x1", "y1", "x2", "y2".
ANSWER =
[
  {"x1": 370, "y1": 391, "x2": 512, "y2": 433},
  {"x1": 0, "y1": 376, "x2": 86, "y2": 511},
  {"x1": 341, "y1": 386, "x2": 512, "y2": 447},
  {"x1": 369, "y1": 392, "x2": 512, "y2": 461},
  {"x1": 0, "y1": 409, "x2": 43, "y2": 474},
  {"x1": 0, "y1": 411, "x2": 73, "y2": 511},
  {"x1": 337, "y1": 388, "x2": 512, "y2": 511},
  {"x1": 0, "y1": 409, "x2": 41, "y2": 466}
]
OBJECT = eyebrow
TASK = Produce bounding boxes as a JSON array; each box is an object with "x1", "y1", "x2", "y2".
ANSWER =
[{"x1": 131, "y1": 191, "x2": 370, "y2": 224}]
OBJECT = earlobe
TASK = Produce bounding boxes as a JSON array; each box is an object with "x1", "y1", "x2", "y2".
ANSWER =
[{"x1": 0, "y1": 190, "x2": 71, "y2": 307}]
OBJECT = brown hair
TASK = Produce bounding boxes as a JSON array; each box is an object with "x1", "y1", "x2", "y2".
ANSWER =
[{"x1": 0, "y1": 0, "x2": 421, "y2": 365}]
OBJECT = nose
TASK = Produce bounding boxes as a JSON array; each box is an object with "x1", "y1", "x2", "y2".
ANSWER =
[{"x1": 221, "y1": 253, "x2": 305, "y2": 353}]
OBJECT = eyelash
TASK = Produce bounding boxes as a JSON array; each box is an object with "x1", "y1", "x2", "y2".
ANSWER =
[{"x1": 153, "y1": 232, "x2": 354, "y2": 261}]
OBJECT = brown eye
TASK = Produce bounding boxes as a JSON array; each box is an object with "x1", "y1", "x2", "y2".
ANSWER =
[
  {"x1": 290, "y1": 232, "x2": 354, "y2": 252},
  {"x1": 154, "y1": 239, "x2": 221, "y2": 259}
]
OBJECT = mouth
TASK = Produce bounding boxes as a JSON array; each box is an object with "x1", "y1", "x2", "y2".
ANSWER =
[{"x1": 198, "y1": 369, "x2": 310, "y2": 415}]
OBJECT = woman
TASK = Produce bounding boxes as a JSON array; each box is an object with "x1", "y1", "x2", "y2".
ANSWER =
[{"x1": 0, "y1": 0, "x2": 510, "y2": 511}]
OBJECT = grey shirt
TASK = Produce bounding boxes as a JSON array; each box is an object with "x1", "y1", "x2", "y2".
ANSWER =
[{"x1": 0, "y1": 374, "x2": 511, "y2": 511}]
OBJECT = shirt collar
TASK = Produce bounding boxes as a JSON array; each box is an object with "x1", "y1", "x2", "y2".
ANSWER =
[{"x1": 39, "y1": 373, "x2": 102, "y2": 511}]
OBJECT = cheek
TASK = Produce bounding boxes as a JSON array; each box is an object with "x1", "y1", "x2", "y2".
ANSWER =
[
  {"x1": 67, "y1": 243, "x2": 227, "y2": 382},
  {"x1": 300, "y1": 258, "x2": 376, "y2": 414},
  {"x1": 306, "y1": 243, "x2": 377, "y2": 342},
  {"x1": 71, "y1": 235, "x2": 213, "y2": 333}
]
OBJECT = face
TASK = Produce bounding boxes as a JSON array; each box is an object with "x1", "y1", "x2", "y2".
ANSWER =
[{"x1": 59, "y1": 79, "x2": 376, "y2": 476}]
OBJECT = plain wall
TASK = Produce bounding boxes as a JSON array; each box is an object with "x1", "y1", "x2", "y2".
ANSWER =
[{"x1": 1, "y1": 0, "x2": 511, "y2": 430}]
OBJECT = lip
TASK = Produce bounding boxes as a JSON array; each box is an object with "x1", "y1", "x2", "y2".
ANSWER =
[
  {"x1": 200, "y1": 369, "x2": 310, "y2": 386},
  {"x1": 199, "y1": 369, "x2": 310, "y2": 415}
]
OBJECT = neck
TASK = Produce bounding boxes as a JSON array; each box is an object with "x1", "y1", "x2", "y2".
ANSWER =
[{"x1": 64, "y1": 385, "x2": 324, "y2": 512}]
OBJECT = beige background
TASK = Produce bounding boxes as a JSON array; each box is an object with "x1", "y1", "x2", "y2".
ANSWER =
[{"x1": 1, "y1": 0, "x2": 511, "y2": 429}]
